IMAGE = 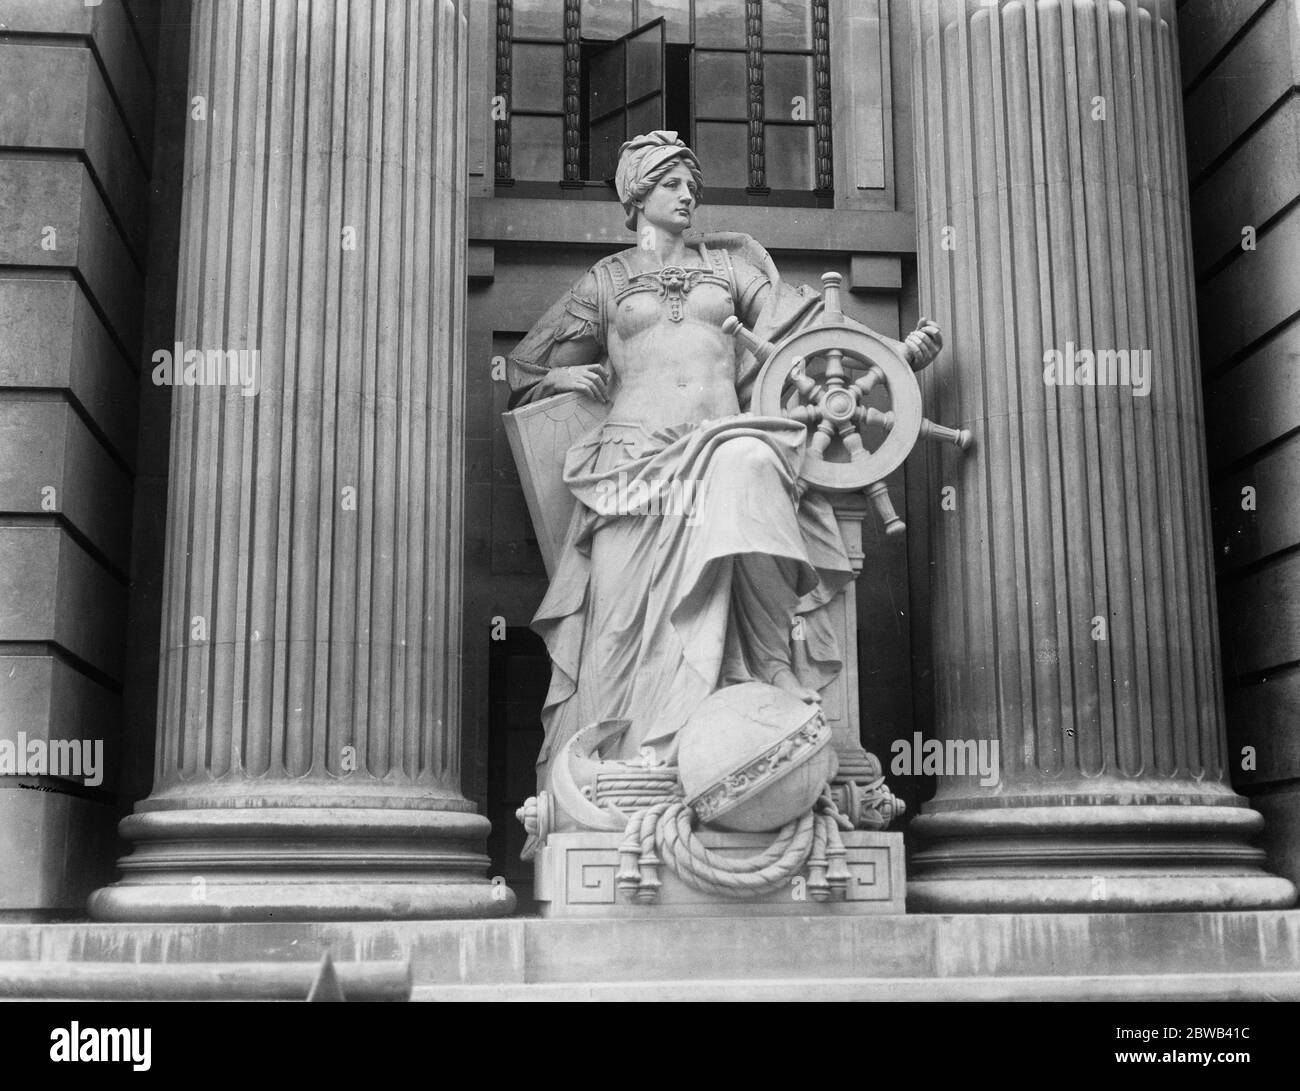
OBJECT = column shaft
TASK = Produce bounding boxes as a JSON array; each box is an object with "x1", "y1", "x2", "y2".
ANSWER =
[
  {"x1": 91, "y1": 0, "x2": 512, "y2": 921},
  {"x1": 909, "y1": 0, "x2": 1294, "y2": 910}
]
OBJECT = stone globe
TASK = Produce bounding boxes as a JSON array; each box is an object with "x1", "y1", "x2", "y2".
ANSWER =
[{"x1": 678, "y1": 682, "x2": 837, "y2": 832}]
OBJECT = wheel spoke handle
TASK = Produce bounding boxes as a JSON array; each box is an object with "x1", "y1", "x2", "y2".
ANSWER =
[
  {"x1": 859, "y1": 407, "x2": 895, "y2": 430},
  {"x1": 838, "y1": 421, "x2": 866, "y2": 455},
  {"x1": 867, "y1": 481, "x2": 905, "y2": 537},
  {"x1": 852, "y1": 365, "x2": 886, "y2": 397},
  {"x1": 820, "y1": 272, "x2": 845, "y2": 325},
  {"x1": 919, "y1": 418, "x2": 973, "y2": 451},
  {"x1": 809, "y1": 418, "x2": 836, "y2": 456}
]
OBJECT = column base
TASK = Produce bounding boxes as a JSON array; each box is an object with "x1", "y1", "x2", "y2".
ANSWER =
[
  {"x1": 908, "y1": 804, "x2": 1298, "y2": 912},
  {"x1": 88, "y1": 808, "x2": 516, "y2": 922}
]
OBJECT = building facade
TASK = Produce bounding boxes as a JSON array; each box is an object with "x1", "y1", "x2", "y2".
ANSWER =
[{"x1": 0, "y1": 0, "x2": 1297, "y2": 936}]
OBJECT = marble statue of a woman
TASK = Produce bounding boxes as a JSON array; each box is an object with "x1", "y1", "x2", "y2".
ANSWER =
[{"x1": 508, "y1": 131, "x2": 858, "y2": 789}]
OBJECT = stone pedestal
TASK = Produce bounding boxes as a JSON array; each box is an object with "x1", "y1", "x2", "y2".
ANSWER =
[
  {"x1": 536, "y1": 830, "x2": 904, "y2": 918},
  {"x1": 90, "y1": 0, "x2": 511, "y2": 921},
  {"x1": 822, "y1": 496, "x2": 904, "y2": 824},
  {"x1": 818, "y1": 497, "x2": 868, "y2": 763},
  {"x1": 908, "y1": 0, "x2": 1294, "y2": 910}
]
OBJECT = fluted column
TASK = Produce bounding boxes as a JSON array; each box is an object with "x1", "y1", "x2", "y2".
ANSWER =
[
  {"x1": 908, "y1": 0, "x2": 1294, "y2": 910},
  {"x1": 91, "y1": 0, "x2": 513, "y2": 920}
]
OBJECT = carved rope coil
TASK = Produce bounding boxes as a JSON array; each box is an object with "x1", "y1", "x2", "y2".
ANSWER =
[
  {"x1": 595, "y1": 769, "x2": 683, "y2": 813},
  {"x1": 598, "y1": 793, "x2": 683, "y2": 810},
  {"x1": 616, "y1": 791, "x2": 853, "y2": 903}
]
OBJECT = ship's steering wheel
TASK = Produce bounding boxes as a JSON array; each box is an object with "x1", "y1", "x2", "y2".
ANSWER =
[{"x1": 724, "y1": 272, "x2": 971, "y2": 536}]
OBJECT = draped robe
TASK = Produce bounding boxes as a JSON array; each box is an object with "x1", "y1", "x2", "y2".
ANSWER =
[{"x1": 507, "y1": 233, "x2": 854, "y2": 786}]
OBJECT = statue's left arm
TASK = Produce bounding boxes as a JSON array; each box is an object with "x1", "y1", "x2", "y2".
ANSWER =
[{"x1": 732, "y1": 254, "x2": 773, "y2": 331}]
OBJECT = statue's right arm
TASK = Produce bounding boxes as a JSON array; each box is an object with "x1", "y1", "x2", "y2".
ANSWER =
[
  {"x1": 507, "y1": 269, "x2": 609, "y2": 407},
  {"x1": 534, "y1": 337, "x2": 607, "y2": 401}
]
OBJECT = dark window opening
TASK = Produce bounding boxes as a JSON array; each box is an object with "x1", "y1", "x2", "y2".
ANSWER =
[
  {"x1": 579, "y1": 20, "x2": 693, "y2": 182},
  {"x1": 496, "y1": 0, "x2": 832, "y2": 199},
  {"x1": 486, "y1": 626, "x2": 550, "y2": 912}
]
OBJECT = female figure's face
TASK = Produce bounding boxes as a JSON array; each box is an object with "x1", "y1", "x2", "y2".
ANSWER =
[{"x1": 637, "y1": 162, "x2": 699, "y2": 235}]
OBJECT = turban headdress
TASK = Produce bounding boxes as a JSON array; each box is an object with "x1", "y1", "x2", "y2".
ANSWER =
[{"x1": 614, "y1": 130, "x2": 704, "y2": 231}]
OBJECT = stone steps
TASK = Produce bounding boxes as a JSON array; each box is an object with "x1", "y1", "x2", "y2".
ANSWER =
[
  {"x1": 2, "y1": 910, "x2": 1299, "y2": 1001},
  {"x1": 0, "y1": 957, "x2": 410, "y2": 1001},
  {"x1": 413, "y1": 971, "x2": 1300, "y2": 1002}
]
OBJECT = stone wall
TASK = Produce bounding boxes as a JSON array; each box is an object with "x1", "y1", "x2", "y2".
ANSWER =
[
  {"x1": 1184, "y1": 0, "x2": 1300, "y2": 886},
  {"x1": 0, "y1": 0, "x2": 160, "y2": 915}
]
